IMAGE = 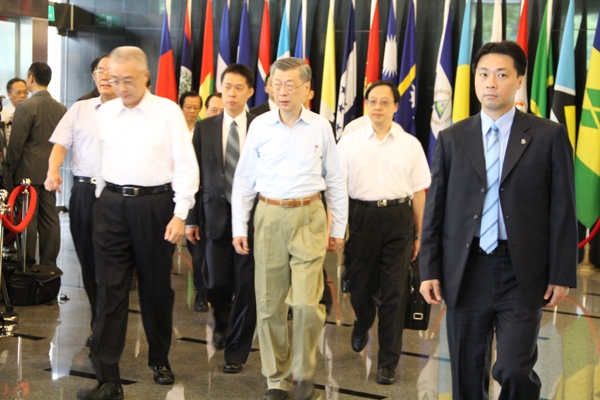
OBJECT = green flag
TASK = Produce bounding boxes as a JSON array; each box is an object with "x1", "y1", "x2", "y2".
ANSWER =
[{"x1": 530, "y1": 1, "x2": 554, "y2": 118}]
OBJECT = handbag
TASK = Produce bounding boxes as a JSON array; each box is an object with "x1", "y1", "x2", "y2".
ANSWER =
[
  {"x1": 405, "y1": 258, "x2": 431, "y2": 331},
  {"x1": 7, "y1": 263, "x2": 63, "y2": 306}
]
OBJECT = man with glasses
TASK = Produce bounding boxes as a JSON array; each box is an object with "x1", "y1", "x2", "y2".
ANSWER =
[
  {"x1": 78, "y1": 56, "x2": 102, "y2": 101},
  {"x1": 77, "y1": 47, "x2": 198, "y2": 400},
  {"x1": 232, "y1": 57, "x2": 347, "y2": 400},
  {"x1": 45, "y1": 53, "x2": 115, "y2": 348},
  {"x1": 178, "y1": 91, "x2": 202, "y2": 137},
  {"x1": 8, "y1": 62, "x2": 66, "y2": 266},
  {"x1": 1, "y1": 77, "x2": 28, "y2": 144},
  {"x1": 337, "y1": 80, "x2": 430, "y2": 385}
]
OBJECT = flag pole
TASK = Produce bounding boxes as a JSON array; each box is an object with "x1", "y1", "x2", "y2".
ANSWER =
[{"x1": 578, "y1": 228, "x2": 597, "y2": 273}]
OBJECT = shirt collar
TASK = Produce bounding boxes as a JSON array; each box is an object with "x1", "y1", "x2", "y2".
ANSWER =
[
  {"x1": 266, "y1": 105, "x2": 313, "y2": 126},
  {"x1": 223, "y1": 110, "x2": 247, "y2": 128},
  {"x1": 364, "y1": 121, "x2": 403, "y2": 142},
  {"x1": 480, "y1": 107, "x2": 516, "y2": 138},
  {"x1": 116, "y1": 90, "x2": 153, "y2": 115}
]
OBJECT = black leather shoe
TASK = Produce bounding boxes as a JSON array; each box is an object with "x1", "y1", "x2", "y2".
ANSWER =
[
  {"x1": 153, "y1": 364, "x2": 174, "y2": 385},
  {"x1": 213, "y1": 330, "x2": 226, "y2": 350},
  {"x1": 77, "y1": 382, "x2": 124, "y2": 400},
  {"x1": 222, "y1": 361, "x2": 243, "y2": 373},
  {"x1": 295, "y1": 380, "x2": 314, "y2": 400},
  {"x1": 351, "y1": 325, "x2": 368, "y2": 352},
  {"x1": 194, "y1": 293, "x2": 208, "y2": 313},
  {"x1": 376, "y1": 367, "x2": 396, "y2": 385},
  {"x1": 262, "y1": 388, "x2": 288, "y2": 400}
]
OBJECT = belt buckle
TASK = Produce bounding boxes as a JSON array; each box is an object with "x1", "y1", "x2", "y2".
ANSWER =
[
  {"x1": 122, "y1": 186, "x2": 139, "y2": 197},
  {"x1": 412, "y1": 312, "x2": 424, "y2": 321},
  {"x1": 377, "y1": 199, "x2": 387, "y2": 207},
  {"x1": 281, "y1": 199, "x2": 293, "y2": 208},
  {"x1": 91, "y1": 177, "x2": 97, "y2": 184}
]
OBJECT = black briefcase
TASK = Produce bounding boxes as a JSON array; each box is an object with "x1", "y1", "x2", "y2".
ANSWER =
[
  {"x1": 7, "y1": 263, "x2": 63, "y2": 306},
  {"x1": 405, "y1": 258, "x2": 431, "y2": 331}
]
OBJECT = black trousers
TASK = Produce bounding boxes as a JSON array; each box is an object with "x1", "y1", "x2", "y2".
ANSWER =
[
  {"x1": 69, "y1": 180, "x2": 97, "y2": 328},
  {"x1": 344, "y1": 200, "x2": 413, "y2": 370},
  {"x1": 204, "y1": 208, "x2": 256, "y2": 364},
  {"x1": 446, "y1": 252, "x2": 542, "y2": 400},
  {"x1": 90, "y1": 189, "x2": 175, "y2": 383},
  {"x1": 24, "y1": 184, "x2": 60, "y2": 264}
]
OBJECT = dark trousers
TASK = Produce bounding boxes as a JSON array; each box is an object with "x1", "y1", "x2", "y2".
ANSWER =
[
  {"x1": 24, "y1": 185, "x2": 60, "y2": 264},
  {"x1": 344, "y1": 200, "x2": 413, "y2": 370},
  {"x1": 205, "y1": 211, "x2": 256, "y2": 364},
  {"x1": 186, "y1": 233, "x2": 207, "y2": 302},
  {"x1": 90, "y1": 189, "x2": 175, "y2": 383},
  {"x1": 69, "y1": 181, "x2": 97, "y2": 328},
  {"x1": 446, "y1": 253, "x2": 542, "y2": 400}
]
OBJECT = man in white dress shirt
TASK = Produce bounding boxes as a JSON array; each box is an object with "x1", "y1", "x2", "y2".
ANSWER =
[
  {"x1": 337, "y1": 80, "x2": 430, "y2": 385},
  {"x1": 77, "y1": 47, "x2": 199, "y2": 400},
  {"x1": 45, "y1": 53, "x2": 115, "y2": 343}
]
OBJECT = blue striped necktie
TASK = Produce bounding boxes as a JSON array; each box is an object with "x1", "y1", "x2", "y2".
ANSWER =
[
  {"x1": 224, "y1": 121, "x2": 239, "y2": 203},
  {"x1": 479, "y1": 123, "x2": 500, "y2": 253}
]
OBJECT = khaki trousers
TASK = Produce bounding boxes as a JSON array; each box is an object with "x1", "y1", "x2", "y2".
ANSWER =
[{"x1": 253, "y1": 198, "x2": 327, "y2": 390}]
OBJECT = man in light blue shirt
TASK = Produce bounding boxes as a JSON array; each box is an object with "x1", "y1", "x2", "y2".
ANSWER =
[{"x1": 232, "y1": 57, "x2": 347, "y2": 400}]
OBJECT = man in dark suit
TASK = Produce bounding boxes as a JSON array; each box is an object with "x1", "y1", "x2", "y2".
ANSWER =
[
  {"x1": 8, "y1": 62, "x2": 66, "y2": 265},
  {"x1": 420, "y1": 41, "x2": 577, "y2": 399},
  {"x1": 249, "y1": 73, "x2": 273, "y2": 116},
  {"x1": 185, "y1": 63, "x2": 256, "y2": 374}
]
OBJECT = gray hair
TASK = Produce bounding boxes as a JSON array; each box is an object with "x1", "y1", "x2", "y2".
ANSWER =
[
  {"x1": 109, "y1": 46, "x2": 148, "y2": 72},
  {"x1": 270, "y1": 57, "x2": 311, "y2": 83}
]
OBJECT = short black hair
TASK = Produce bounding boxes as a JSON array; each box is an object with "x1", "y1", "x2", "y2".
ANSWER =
[
  {"x1": 365, "y1": 80, "x2": 400, "y2": 104},
  {"x1": 27, "y1": 62, "x2": 52, "y2": 87},
  {"x1": 221, "y1": 64, "x2": 254, "y2": 88},
  {"x1": 471, "y1": 41, "x2": 527, "y2": 76},
  {"x1": 7, "y1": 77, "x2": 26, "y2": 93},
  {"x1": 205, "y1": 92, "x2": 222, "y2": 108},
  {"x1": 91, "y1": 53, "x2": 111, "y2": 73},
  {"x1": 179, "y1": 91, "x2": 203, "y2": 109}
]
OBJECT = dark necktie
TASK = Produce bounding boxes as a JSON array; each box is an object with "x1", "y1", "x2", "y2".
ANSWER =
[
  {"x1": 224, "y1": 121, "x2": 239, "y2": 203},
  {"x1": 480, "y1": 123, "x2": 500, "y2": 253}
]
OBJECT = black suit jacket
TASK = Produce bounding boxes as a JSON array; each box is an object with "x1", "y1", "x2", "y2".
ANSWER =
[
  {"x1": 187, "y1": 112, "x2": 256, "y2": 239},
  {"x1": 420, "y1": 110, "x2": 577, "y2": 310},
  {"x1": 249, "y1": 101, "x2": 270, "y2": 116}
]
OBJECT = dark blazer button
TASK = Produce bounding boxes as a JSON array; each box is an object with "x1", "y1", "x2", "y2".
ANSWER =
[
  {"x1": 500, "y1": 187, "x2": 506, "y2": 191},
  {"x1": 220, "y1": 194, "x2": 225, "y2": 198},
  {"x1": 505, "y1": 215, "x2": 509, "y2": 219},
  {"x1": 481, "y1": 188, "x2": 485, "y2": 193},
  {"x1": 466, "y1": 243, "x2": 470, "y2": 248},
  {"x1": 473, "y1": 215, "x2": 478, "y2": 219}
]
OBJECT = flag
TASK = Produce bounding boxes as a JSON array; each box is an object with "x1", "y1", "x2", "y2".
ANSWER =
[
  {"x1": 574, "y1": 11, "x2": 600, "y2": 228},
  {"x1": 255, "y1": 0, "x2": 271, "y2": 105},
  {"x1": 335, "y1": 0, "x2": 357, "y2": 140},
  {"x1": 490, "y1": 0, "x2": 502, "y2": 42},
  {"x1": 216, "y1": 0, "x2": 232, "y2": 92},
  {"x1": 364, "y1": 0, "x2": 380, "y2": 111},
  {"x1": 550, "y1": 0, "x2": 576, "y2": 151},
  {"x1": 530, "y1": 0, "x2": 554, "y2": 118},
  {"x1": 452, "y1": 0, "x2": 472, "y2": 124},
  {"x1": 382, "y1": 0, "x2": 398, "y2": 85},
  {"x1": 514, "y1": 0, "x2": 529, "y2": 111},
  {"x1": 237, "y1": 0, "x2": 251, "y2": 68},
  {"x1": 178, "y1": 0, "x2": 193, "y2": 96},
  {"x1": 156, "y1": 0, "x2": 177, "y2": 102},
  {"x1": 470, "y1": 0, "x2": 483, "y2": 117},
  {"x1": 294, "y1": 0, "x2": 309, "y2": 64},
  {"x1": 277, "y1": 0, "x2": 291, "y2": 59},
  {"x1": 319, "y1": 0, "x2": 336, "y2": 123},
  {"x1": 428, "y1": 0, "x2": 453, "y2": 166},
  {"x1": 198, "y1": 0, "x2": 214, "y2": 118},
  {"x1": 395, "y1": 0, "x2": 417, "y2": 135}
]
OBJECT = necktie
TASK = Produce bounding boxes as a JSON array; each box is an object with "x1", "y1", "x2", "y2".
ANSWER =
[
  {"x1": 224, "y1": 121, "x2": 240, "y2": 203},
  {"x1": 479, "y1": 123, "x2": 500, "y2": 254}
]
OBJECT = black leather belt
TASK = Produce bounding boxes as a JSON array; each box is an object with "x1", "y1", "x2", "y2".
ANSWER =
[
  {"x1": 74, "y1": 176, "x2": 97, "y2": 184},
  {"x1": 105, "y1": 182, "x2": 171, "y2": 197},
  {"x1": 471, "y1": 237, "x2": 510, "y2": 257},
  {"x1": 350, "y1": 197, "x2": 410, "y2": 208}
]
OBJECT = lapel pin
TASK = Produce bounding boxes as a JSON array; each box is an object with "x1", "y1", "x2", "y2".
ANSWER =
[{"x1": 521, "y1": 139, "x2": 526, "y2": 144}]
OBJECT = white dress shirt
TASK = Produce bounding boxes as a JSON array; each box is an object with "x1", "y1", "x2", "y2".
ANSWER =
[
  {"x1": 222, "y1": 111, "x2": 247, "y2": 165},
  {"x1": 95, "y1": 91, "x2": 199, "y2": 217},
  {"x1": 232, "y1": 106, "x2": 348, "y2": 238},
  {"x1": 49, "y1": 97, "x2": 102, "y2": 178},
  {"x1": 1, "y1": 102, "x2": 16, "y2": 143},
  {"x1": 337, "y1": 123, "x2": 431, "y2": 201}
]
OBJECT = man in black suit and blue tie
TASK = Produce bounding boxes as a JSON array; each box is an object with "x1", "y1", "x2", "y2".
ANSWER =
[
  {"x1": 420, "y1": 41, "x2": 577, "y2": 399},
  {"x1": 185, "y1": 64, "x2": 256, "y2": 374}
]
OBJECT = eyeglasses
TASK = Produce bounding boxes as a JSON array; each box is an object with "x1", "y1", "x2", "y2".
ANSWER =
[
  {"x1": 93, "y1": 68, "x2": 110, "y2": 77},
  {"x1": 366, "y1": 98, "x2": 394, "y2": 108},
  {"x1": 109, "y1": 78, "x2": 138, "y2": 88},
  {"x1": 272, "y1": 81, "x2": 307, "y2": 93},
  {"x1": 10, "y1": 90, "x2": 28, "y2": 96}
]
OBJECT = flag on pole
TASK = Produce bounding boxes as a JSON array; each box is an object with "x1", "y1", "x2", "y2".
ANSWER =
[
  {"x1": 178, "y1": 0, "x2": 193, "y2": 96},
  {"x1": 530, "y1": 0, "x2": 554, "y2": 118},
  {"x1": 336, "y1": 0, "x2": 357, "y2": 139},
  {"x1": 198, "y1": 0, "x2": 214, "y2": 118},
  {"x1": 395, "y1": 0, "x2": 417, "y2": 135},
  {"x1": 156, "y1": 0, "x2": 177, "y2": 102},
  {"x1": 294, "y1": 0, "x2": 309, "y2": 64},
  {"x1": 255, "y1": 0, "x2": 271, "y2": 105},
  {"x1": 574, "y1": 11, "x2": 600, "y2": 228},
  {"x1": 452, "y1": 0, "x2": 472, "y2": 123},
  {"x1": 514, "y1": 0, "x2": 529, "y2": 111},
  {"x1": 471, "y1": 0, "x2": 483, "y2": 117},
  {"x1": 382, "y1": 0, "x2": 398, "y2": 85},
  {"x1": 216, "y1": 0, "x2": 232, "y2": 92},
  {"x1": 237, "y1": 0, "x2": 251, "y2": 68},
  {"x1": 364, "y1": 0, "x2": 380, "y2": 112},
  {"x1": 428, "y1": 0, "x2": 453, "y2": 166},
  {"x1": 320, "y1": 0, "x2": 336, "y2": 123},
  {"x1": 490, "y1": 0, "x2": 502, "y2": 42},
  {"x1": 277, "y1": 0, "x2": 291, "y2": 59},
  {"x1": 550, "y1": 0, "x2": 576, "y2": 151}
]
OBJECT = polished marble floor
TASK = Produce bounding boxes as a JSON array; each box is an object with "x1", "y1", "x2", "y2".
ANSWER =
[{"x1": 1, "y1": 214, "x2": 600, "y2": 399}]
